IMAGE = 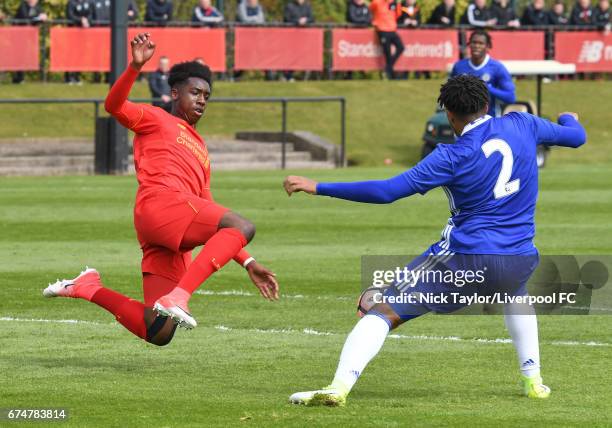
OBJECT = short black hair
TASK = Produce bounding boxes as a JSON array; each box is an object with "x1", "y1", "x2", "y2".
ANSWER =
[
  {"x1": 438, "y1": 75, "x2": 489, "y2": 117},
  {"x1": 168, "y1": 61, "x2": 213, "y2": 89},
  {"x1": 469, "y1": 29, "x2": 492, "y2": 48}
]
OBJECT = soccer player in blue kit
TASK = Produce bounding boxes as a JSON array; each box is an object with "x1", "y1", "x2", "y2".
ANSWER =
[
  {"x1": 451, "y1": 30, "x2": 515, "y2": 117},
  {"x1": 284, "y1": 75, "x2": 586, "y2": 406}
]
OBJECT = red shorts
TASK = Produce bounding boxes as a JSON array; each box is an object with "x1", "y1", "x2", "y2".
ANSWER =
[{"x1": 134, "y1": 189, "x2": 229, "y2": 284}]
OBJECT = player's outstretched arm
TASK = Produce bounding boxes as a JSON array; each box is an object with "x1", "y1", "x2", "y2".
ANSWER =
[
  {"x1": 530, "y1": 112, "x2": 586, "y2": 148},
  {"x1": 245, "y1": 261, "x2": 279, "y2": 301},
  {"x1": 284, "y1": 173, "x2": 418, "y2": 204},
  {"x1": 104, "y1": 33, "x2": 156, "y2": 125}
]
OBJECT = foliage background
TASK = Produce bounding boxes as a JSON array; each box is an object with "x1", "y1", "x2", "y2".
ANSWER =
[{"x1": 0, "y1": 0, "x2": 551, "y2": 24}]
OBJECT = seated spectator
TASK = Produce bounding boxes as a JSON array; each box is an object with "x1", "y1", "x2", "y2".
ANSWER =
[
  {"x1": 346, "y1": 0, "x2": 371, "y2": 26},
  {"x1": 521, "y1": 0, "x2": 548, "y2": 25},
  {"x1": 192, "y1": 0, "x2": 223, "y2": 25},
  {"x1": 237, "y1": 0, "x2": 265, "y2": 24},
  {"x1": 460, "y1": 0, "x2": 497, "y2": 27},
  {"x1": 149, "y1": 56, "x2": 172, "y2": 113},
  {"x1": 398, "y1": 0, "x2": 421, "y2": 27},
  {"x1": 65, "y1": 0, "x2": 94, "y2": 84},
  {"x1": 593, "y1": 0, "x2": 611, "y2": 28},
  {"x1": 284, "y1": 0, "x2": 314, "y2": 26},
  {"x1": 548, "y1": 0, "x2": 569, "y2": 24},
  {"x1": 13, "y1": 0, "x2": 48, "y2": 84},
  {"x1": 570, "y1": 0, "x2": 594, "y2": 25},
  {"x1": 127, "y1": 0, "x2": 139, "y2": 21},
  {"x1": 428, "y1": 0, "x2": 455, "y2": 26},
  {"x1": 491, "y1": 0, "x2": 520, "y2": 27},
  {"x1": 145, "y1": 0, "x2": 172, "y2": 26}
]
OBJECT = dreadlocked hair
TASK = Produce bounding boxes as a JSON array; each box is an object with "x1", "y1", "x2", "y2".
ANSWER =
[
  {"x1": 168, "y1": 61, "x2": 213, "y2": 89},
  {"x1": 437, "y1": 75, "x2": 489, "y2": 118}
]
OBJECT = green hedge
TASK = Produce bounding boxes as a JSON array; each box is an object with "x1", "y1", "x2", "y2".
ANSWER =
[{"x1": 0, "y1": 0, "x2": 562, "y2": 24}]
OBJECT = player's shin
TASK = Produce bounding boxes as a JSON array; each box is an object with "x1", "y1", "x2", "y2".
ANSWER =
[
  {"x1": 330, "y1": 314, "x2": 391, "y2": 394},
  {"x1": 504, "y1": 303, "x2": 541, "y2": 378}
]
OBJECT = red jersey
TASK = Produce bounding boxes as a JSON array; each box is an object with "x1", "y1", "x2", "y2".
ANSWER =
[
  {"x1": 105, "y1": 65, "x2": 212, "y2": 202},
  {"x1": 370, "y1": 0, "x2": 401, "y2": 32}
]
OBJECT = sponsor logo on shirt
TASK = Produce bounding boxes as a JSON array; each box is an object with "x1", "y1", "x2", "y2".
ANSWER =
[{"x1": 176, "y1": 129, "x2": 210, "y2": 169}]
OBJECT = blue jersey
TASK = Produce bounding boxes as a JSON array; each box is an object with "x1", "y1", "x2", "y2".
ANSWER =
[
  {"x1": 316, "y1": 113, "x2": 586, "y2": 255},
  {"x1": 451, "y1": 56, "x2": 515, "y2": 117}
]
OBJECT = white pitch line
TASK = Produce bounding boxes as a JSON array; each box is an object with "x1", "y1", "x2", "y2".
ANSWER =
[
  {"x1": 214, "y1": 325, "x2": 611, "y2": 347},
  {"x1": 1, "y1": 317, "x2": 609, "y2": 347},
  {"x1": 196, "y1": 289, "x2": 352, "y2": 301}
]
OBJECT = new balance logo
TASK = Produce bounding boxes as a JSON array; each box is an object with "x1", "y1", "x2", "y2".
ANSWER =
[
  {"x1": 522, "y1": 358, "x2": 536, "y2": 368},
  {"x1": 578, "y1": 41, "x2": 604, "y2": 63}
]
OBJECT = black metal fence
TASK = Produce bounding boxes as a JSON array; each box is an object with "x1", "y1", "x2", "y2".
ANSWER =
[{"x1": 0, "y1": 96, "x2": 347, "y2": 170}]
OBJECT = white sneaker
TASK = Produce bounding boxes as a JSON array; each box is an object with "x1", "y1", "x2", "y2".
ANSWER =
[{"x1": 289, "y1": 386, "x2": 347, "y2": 407}]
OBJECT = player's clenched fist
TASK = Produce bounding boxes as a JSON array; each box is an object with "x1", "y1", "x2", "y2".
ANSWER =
[
  {"x1": 131, "y1": 33, "x2": 156, "y2": 69},
  {"x1": 284, "y1": 175, "x2": 318, "y2": 196}
]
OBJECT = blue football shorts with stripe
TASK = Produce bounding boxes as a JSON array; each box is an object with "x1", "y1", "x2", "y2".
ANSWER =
[{"x1": 382, "y1": 244, "x2": 540, "y2": 320}]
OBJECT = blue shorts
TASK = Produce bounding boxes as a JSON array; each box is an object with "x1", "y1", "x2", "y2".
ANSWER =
[{"x1": 381, "y1": 244, "x2": 539, "y2": 320}]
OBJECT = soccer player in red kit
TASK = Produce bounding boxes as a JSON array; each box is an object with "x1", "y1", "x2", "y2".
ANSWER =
[{"x1": 43, "y1": 33, "x2": 279, "y2": 346}]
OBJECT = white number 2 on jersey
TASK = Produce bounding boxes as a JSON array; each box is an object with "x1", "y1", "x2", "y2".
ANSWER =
[{"x1": 481, "y1": 139, "x2": 520, "y2": 199}]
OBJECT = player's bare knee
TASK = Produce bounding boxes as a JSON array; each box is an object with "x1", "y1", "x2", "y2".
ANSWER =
[
  {"x1": 219, "y1": 212, "x2": 255, "y2": 243},
  {"x1": 240, "y1": 220, "x2": 256, "y2": 243},
  {"x1": 369, "y1": 303, "x2": 403, "y2": 330}
]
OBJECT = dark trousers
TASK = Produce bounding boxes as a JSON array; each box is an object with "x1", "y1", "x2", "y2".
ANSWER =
[{"x1": 377, "y1": 31, "x2": 405, "y2": 79}]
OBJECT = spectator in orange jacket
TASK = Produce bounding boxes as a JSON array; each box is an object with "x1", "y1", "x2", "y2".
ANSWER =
[{"x1": 370, "y1": 0, "x2": 404, "y2": 79}]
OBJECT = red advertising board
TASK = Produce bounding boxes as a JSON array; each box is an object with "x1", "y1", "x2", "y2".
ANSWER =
[
  {"x1": 555, "y1": 31, "x2": 612, "y2": 72},
  {"x1": 50, "y1": 27, "x2": 226, "y2": 72},
  {"x1": 234, "y1": 27, "x2": 324, "y2": 71},
  {"x1": 0, "y1": 26, "x2": 40, "y2": 71},
  {"x1": 468, "y1": 31, "x2": 545, "y2": 60},
  {"x1": 332, "y1": 29, "x2": 458, "y2": 71}
]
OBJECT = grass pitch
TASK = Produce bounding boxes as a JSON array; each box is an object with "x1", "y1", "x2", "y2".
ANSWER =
[{"x1": 1, "y1": 166, "x2": 611, "y2": 427}]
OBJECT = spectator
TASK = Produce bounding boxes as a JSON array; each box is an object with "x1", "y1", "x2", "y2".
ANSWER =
[
  {"x1": 92, "y1": 0, "x2": 138, "y2": 24},
  {"x1": 284, "y1": 0, "x2": 314, "y2": 26},
  {"x1": 428, "y1": 0, "x2": 455, "y2": 26},
  {"x1": 283, "y1": 0, "x2": 315, "y2": 81},
  {"x1": 192, "y1": 0, "x2": 223, "y2": 25},
  {"x1": 398, "y1": 0, "x2": 421, "y2": 27},
  {"x1": 491, "y1": 0, "x2": 520, "y2": 27},
  {"x1": 548, "y1": 0, "x2": 569, "y2": 24},
  {"x1": 346, "y1": 0, "x2": 372, "y2": 26},
  {"x1": 521, "y1": 0, "x2": 548, "y2": 25},
  {"x1": 12, "y1": 0, "x2": 48, "y2": 84},
  {"x1": 570, "y1": 0, "x2": 594, "y2": 24},
  {"x1": 370, "y1": 0, "x2": 404, "y2": 79},
  {"x1": 148, "y1": 56, "x2": 172, "y2": 112},
  {"x1": 237, "y1": 0, "x2": 265, "y2": 23},
  {"x1": 65, "y1": 0, "x2": 94, "y2": 84},
  {"x1": 460, "y1": 0, "x2": 497, "y2": 27},
  {"x1": 593, "y1": 0, "x2": 611, "y2": 28},
  {"x1": 145, "y1": 0, "x2": 172, "y2": 26}
]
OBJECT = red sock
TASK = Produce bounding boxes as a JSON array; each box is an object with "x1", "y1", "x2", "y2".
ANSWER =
[
  {"x1": 177, "y1": 228, "x2": 247, "y2": 295},
  {"x1": 90, "y1": 288, "x2": 147, "y2": 340}
]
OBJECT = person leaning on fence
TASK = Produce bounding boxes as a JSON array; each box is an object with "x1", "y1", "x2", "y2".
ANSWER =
[
  {"x1": 370, "y1": 0, "x2": 404, "y2": 80},
  {"x1": 145, "y1": 0, "x2": 172, "y2": 26},
  {"x1": 237, "y1": 0, "x2": 265, "y2": 24},
  {"x1": 491, "y1": 0, "x2": 520, "y2": 27},
  {"x1": 460, "y1": 0, "x2": 497, "y2": 27},
  {"x1": 521, "y1": 0, "x2": 548, "y2": 25},
  {"x1": 12, "y1": 0, "x2": 48, "y2": 84},
  {"x1": 428, "y1": 0, "x2": 455, "y2": 26},
  {"x1": 346, "y1": 0, "x2": 372, "y2": 26},
  {"x1": 570, "y1": 0, "x2": 594, "y2": 25},
  {"x1": 593, "y1": 0, "x2": 611, "y2": 29},
  {"x1": 397, "y1": 0, "x2": 421, "y2": 27},
  {"x1": 192, "y1": 0, "x2": 224, "y2": 26},
  {"x1": 548, "y1": 0, "x2": 569, "y2": 25},
  {"x1": 65, "y1": 0, "x2": 94, "y2": 85},
  {"x1": 283, "y1": 0, "x2": 315, "y2": 81},
  {"x1": 148, "y1": 56, "x2": 172, "y2": 113}
]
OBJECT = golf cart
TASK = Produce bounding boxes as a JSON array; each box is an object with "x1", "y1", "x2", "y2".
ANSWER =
[{"x1": 421, "y1": 60, "x2": 577, "y2": 168}]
